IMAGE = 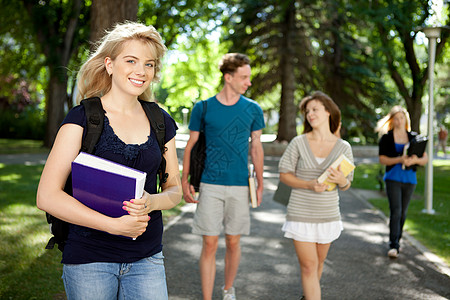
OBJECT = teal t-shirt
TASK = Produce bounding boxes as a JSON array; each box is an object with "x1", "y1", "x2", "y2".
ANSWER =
[{"x1": 189, "y1": 95, "x2": 265, "y2": 186}]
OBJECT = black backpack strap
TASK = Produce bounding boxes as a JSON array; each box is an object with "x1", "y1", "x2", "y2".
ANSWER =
[
  {"x1": 45, "y1": 97, "x2": 105, "y2": 251},
  {"x1": 200, "y1": 100, "x2": 207, "y2": 131},
  {"x1": 141, "y1": 100, "x2": 167, "y2": 192},
  {"x1": 80, "y1": 97, "x2": 104, "y2": 153}
]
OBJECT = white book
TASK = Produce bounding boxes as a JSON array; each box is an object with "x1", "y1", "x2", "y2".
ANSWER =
[{"x1": 249, "y1": 164, "x2": 257, "y2": 208}]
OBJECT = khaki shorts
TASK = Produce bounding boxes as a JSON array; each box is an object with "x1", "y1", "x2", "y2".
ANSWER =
[{"x1": 192, "y1": 183, "x2": 250, "y2": 236}]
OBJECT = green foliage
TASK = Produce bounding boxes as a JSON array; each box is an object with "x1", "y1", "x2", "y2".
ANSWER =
[
  {"x1": 160, "y1": 39, "x2": 227, "y2": 121},
  {"x1": 0, "y1": 0, "x2": 448, "y2": 144},
  {"x1": 138, "y1": 0, "x2": 225, "y2": 50},
  {"x1": 358, "y1": 0, "x2": 449, "y2": 133},
  {"x1": 0, "y1": 0, "x2": 92, "y2": 146},
  {"x1": 0, "y1": 1, "x2": 48, "y2": 112},
  {"x1": 434, "y1": 48, "x2": 450, "y2": 128},
  {"x1": 352, "y1": 161, "x2": 450, "y2": 265},
  {"x1": 137, "y1": 0, "x2": 231, "y2": 124},
  {"x1": 221, "y1": 0, "x2": 403, "y2": 143},
  {"x1": 0, "y1": 106, "x2": 45, "y2": 140}
]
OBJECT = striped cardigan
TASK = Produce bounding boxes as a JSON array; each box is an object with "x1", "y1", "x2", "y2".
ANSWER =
[{"x1": 278, "y1": 134, "x2": 354, "y2": 223}]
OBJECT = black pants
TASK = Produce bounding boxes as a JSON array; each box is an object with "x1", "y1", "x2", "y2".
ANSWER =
[{"x1": 385, "y1": 180, "x2": 416, "y2": 250}]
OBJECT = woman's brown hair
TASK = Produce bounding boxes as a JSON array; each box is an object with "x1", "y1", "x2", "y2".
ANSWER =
[{"x1": 299, "y1": 91, "x2": 341, "y2": 134}]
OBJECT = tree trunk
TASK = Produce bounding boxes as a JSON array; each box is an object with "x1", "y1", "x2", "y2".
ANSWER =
[
  {"x1": 43, "y1": 0, "x2": 138, "y2": 147},
  {"x1": 90, "y1": 0, "x2": 138, "y2": 46},
  {"x1": 44, "y1": 73, "x2": 68, "y2": 147},
  {"x1": 406, "y1": 97, "x2": 423, "y2": 134},
  {"x1": 277, "y1": 2, "x2": 297, "y2": 143}
]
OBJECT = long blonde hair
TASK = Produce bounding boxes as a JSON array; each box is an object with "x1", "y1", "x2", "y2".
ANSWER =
[
  {"x1": 76, "y1": 21, "x2": 167, "y2": 103},
  {"x1": 376, "y1": 105, "x2": 411, "y2": 135}
]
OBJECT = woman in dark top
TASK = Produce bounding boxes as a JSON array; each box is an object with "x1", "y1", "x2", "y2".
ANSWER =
[
  {"x1": 36, "y1": 22, "x2": 182, "y2": 299},
  {"x1": 377, "y1": 106, "x2": 427, "y2": 258}
]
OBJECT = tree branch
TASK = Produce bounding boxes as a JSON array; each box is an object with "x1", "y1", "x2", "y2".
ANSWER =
[{"x1": 377, "y1": 23, "x2": 411, "y2": 103}]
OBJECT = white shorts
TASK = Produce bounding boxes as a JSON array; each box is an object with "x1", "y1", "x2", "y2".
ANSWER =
[{"x1": 282, "y1": 220, "x2": 343, "y2": 244}]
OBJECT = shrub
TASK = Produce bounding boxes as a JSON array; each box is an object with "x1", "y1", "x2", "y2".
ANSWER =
[{"x1": 0, "y1": 107, "x2": 45, "y2": 140}]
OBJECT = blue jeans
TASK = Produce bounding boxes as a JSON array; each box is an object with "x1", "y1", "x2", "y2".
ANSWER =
[
  {"x1": 385, "y1": 180, "x2": 416, "y2": 250},
  {"x1": 62, "y1": 251, "x2": 168, "y2": 300}
]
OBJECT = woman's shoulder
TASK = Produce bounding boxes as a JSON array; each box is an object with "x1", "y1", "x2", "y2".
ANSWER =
[
  {"x1": 379, "y1": 130, "x2": 394, "y2": 143},
  {"x1": 288, "y1": 134, "x2": 307, "y2": 145},
  {"x1": 140, "y1": 101, "x2": 175, "y2": 124},
  {"x1": 61, "y1": 104, "x2": 86, "y2": 127},
  {"x1": 337, "y1": 138, "x2": 352, "y2": 149},
  {"x1": 160, "y1": 106, "x2": 174, "y2": 121},
  {"x1": 295, "y1": 133, "x2": 308, "y2": 141},
  {"x1": 156, "y1": 105, "x2": 178, "y2": 140}
]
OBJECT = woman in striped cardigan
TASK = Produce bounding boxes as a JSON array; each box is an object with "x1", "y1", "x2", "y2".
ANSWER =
[{"x1": 279, "y1": 91, "x2": 354, "y2": 300}]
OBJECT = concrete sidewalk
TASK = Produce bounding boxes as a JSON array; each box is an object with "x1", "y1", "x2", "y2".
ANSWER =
[{"x1": 162, "y1": 156, "x2": 450, "y2": 300}]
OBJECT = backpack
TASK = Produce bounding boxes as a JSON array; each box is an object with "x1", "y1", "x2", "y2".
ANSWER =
[
  {"x1": 45, "y1": 97, "x2": 167, "y2": 251},
  {"x1": 189, "y1": 100, "x2": 207, "y2": 192}
]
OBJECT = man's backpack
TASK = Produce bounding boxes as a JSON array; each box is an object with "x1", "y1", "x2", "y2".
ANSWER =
[{"x1": 45, "y1": 97, "x2": 167, "y2": 252}]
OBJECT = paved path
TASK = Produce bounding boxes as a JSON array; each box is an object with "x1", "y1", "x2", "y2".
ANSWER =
[
  {"x1": 162, "y1": 156, "x2": 450, "y2": 299},
  {"x1": 1, "y1": 151, "x2": 449, "y2": 299}
]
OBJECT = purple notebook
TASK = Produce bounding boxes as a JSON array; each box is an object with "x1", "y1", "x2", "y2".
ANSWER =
[{"x1": 72, "y1": 152, "x2": 147, "y2": 218}]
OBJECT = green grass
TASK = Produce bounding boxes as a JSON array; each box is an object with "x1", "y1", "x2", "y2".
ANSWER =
[
  {"x1": 0, "y1": 164, "x2": 66, "y2": 299},
  {"x1": 0, "y1": 139, "x2": 49, "y2": 154},
  {"x1": 352, "y1": 160, "x2": 450, "y2": 266},
  {"x1": 0, "y1": 162, "x2": 183, "y2": 299}
]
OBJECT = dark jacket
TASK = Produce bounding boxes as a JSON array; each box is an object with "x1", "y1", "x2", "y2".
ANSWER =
[{"x1": 378, "y1": 130, "x2": 418, "y2": 172}]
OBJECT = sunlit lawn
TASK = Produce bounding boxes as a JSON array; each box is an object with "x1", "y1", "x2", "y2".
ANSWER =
[
  {"x1": 0, "y1": 163, "x2": 182, "y2": 299},
  {"x1": 0, "y1": 164, "x2": 65, "y2": 299},
  {"x1": 0, "y1": 139, "x2": 49, "y2": 154},
  {"x1": 352, "y1": 159, "x2": 450, "y2": 266}
]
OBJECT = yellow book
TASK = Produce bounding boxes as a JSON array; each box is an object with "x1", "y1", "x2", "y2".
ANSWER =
[{"x1": 317, "y1": 154, "x2": 355, "y2": 191}]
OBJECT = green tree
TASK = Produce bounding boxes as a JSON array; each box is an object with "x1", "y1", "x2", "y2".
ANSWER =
[
  {"x1": 90, "y1": 0, "x2": 138, "y2": 45},
  {"x1": 1, "y1": 0, "x2": 141, "y2": 147},
  {"x1": 223, "y1": 1, "x2": 312, "y2": 142},
  {"x1": 366, "y1": 0, "x2": 449, "y2": 133},
  {"x1": 139, "y1": 0, "x2": 224, "y2": 50},
  {"x1": 138, "y1": 0, "x2": 227, "y2": 121},
  {"x1": 0, "y1": 0, "x2": 92, "y2": 147},
  {"x1": 161, "y1": 38, "x2": 227, "y2": 119},
  {"x1": 223, "y1": 0, "x2": 393, "y2": 142},
  {"x1": 223, "y1": 0, "x2": 449, "y2": 142}
]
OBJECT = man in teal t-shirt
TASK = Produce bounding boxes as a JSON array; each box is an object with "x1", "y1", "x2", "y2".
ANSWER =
[{"x1": 182, "y1": 53, "x2": 265, "y2": 300}]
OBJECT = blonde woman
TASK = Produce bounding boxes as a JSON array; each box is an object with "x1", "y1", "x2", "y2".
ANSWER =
[
  {"x1": 377, "y1": 106, "x2": 428, "y2": 258},
  {"x1": 278, "y1": 91, "x2": 353, "y2": 300},
  {"x1": 37, "y1": 22, "x2": 182, "y2": 299}
]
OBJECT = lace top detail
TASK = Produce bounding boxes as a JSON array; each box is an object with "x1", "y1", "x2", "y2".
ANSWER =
[{"x1": 95, "y1": 115, "x2": 152, "y2": 161}]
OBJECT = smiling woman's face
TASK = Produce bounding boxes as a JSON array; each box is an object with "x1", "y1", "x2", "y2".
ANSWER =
[
  {"x1": 105, "y1": 39, "x2": 156, "y2": 97},
  {"x1": 305, "y1": 100, "x2": 330, "y2": 129}
]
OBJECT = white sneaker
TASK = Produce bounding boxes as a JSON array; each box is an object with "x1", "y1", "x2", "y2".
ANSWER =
[
  {"x1": 387, "y1": 248, "x2": 399, "y2": 258},
  {"x1": 222, "y1": 286, "x2": 236, "y2": 300}
]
